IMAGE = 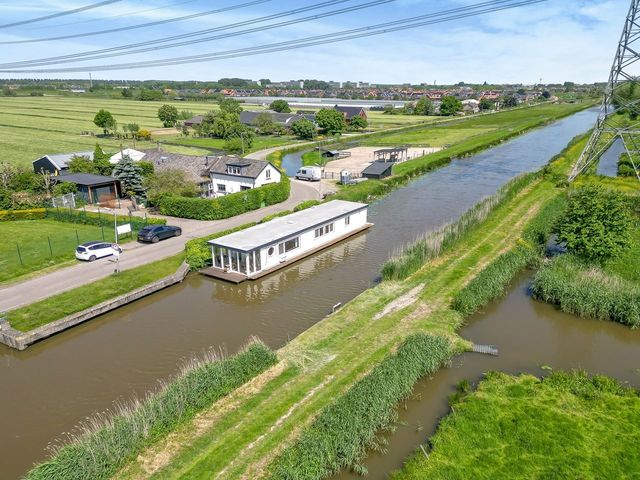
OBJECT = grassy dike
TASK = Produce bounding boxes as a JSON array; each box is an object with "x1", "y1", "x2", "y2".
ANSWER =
[
  {"x1": 110, "y1": 166, "x2": 568, "y2": 478},
  {"x1": 392, "y1": 371, "x2": 640, "y2": 480}
]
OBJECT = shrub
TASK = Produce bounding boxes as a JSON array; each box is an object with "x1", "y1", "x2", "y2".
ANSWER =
[
  {"x1": 556, "y1": 184, "x2": 634, "y2": 261},
  {"x1": 0, "y1": 208, "x2": 46, "y2": 221},
  {"x1": 27, "y1": 341, "x2": 278, "y2": 480},
  {"x1": 531, "y1": 255, "x2": 640, "y2": 327},
  {"x1": 158, "y1": 176, "x2": 290, "y2": 220},
  {"x1": 137, "y1": 129, "x2": 152, "y2": 140},
  {"x1": 266, "y1": 334, "x2": 452, "y2": 479},
  {"x1": 293, "y1": 199, "x2": 321, "y2": 211}
]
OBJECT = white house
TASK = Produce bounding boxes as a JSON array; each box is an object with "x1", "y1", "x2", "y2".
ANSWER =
[
  {"x1": 109, "y1": 148, "x2": 146, "y2": 164},
  {"x1": 205, "y1": 200, "x2": 371, "y2": 282},
  {"x1": 205, "y1": 156, "x2": 281, "y2": 197}
]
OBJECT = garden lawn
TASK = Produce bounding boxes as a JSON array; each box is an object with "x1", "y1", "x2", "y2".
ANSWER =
[
  {"x1": 7, "y1": 254, "x2": 183, "y2": 332},
  {"x1": 392, "y1": 371, "x2": 640, "y2": 480},
  {"x1": 0, "y1": 219, "x2": 128, "y2": 283},
  {"x1": 163, "y1": 134, "x2": 302, "y2": 154}
]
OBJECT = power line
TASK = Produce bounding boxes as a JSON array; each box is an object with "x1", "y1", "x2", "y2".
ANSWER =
[
  {"x1": 0, "y1": 0, "x2": 395, "y2": 68},
  {"x1": 0, "y1": 0, "x2": 545, "y2": 73},
  {"x1": 0, "y1": 0, "x2": 123, "y2": 29},
  {"x1": 0, "y1": 0, "x2": 273, "y2": 45},
  {"x1": 0, "y1": 0, "x2": 358, "y2": 67}
]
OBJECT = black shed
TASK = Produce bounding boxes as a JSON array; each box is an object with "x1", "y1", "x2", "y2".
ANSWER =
[{"x1": 361, "y1": 162, "x2": 393, "y2": 180}]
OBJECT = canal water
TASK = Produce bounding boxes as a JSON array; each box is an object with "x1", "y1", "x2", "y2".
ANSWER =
[
  {"x1": 0, "y1": 108, "x2": 598, "y2": 479},
  {"x1": 596, "y1": 137, "x2": 624, "y2": 177},
  {"x1": 334, "y1": 272, "x2": 640, "y2": 479}
]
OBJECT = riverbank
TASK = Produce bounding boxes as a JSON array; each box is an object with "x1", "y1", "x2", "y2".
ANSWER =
[
  {"x1": 392, "y1": 370, "x2": 640, "y2": 479},
  {"x1": 104, "y1": 169, "x2": 560, "y2": 478}
]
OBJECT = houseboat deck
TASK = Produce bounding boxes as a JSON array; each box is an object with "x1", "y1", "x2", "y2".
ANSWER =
[{"x1": 200, "y1": 223, "x2": 372, "y2": 283}]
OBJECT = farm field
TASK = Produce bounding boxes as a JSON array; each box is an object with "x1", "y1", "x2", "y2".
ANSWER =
[
  {"x1": 393, "y1": 371, "x2": 640, "y2": 480},
  {"x1": 363, "y1": 103, "x2": 589, "y2": 148},
  {"x1": 0, "y1": 219, "x2": 125, "y2": 283},
  {"x1": 0, "y1": 96, "x2": 269, "y2": 166},
  {"x1": 365, "y1": 111, "x2": 437, "y2": 130}
]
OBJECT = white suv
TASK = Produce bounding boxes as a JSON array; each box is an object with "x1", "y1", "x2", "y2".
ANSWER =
[{"x1": 75, "y1": 241, "x2": 121, "y2": 262}]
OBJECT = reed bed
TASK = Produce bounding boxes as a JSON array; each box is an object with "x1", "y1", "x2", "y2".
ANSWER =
[
  {"x1": 452, "y1": 193, "x2": 568, "y2": 316},
  {"x1": 382, "y1": 173, "x2": 536, "y2": 281},
  {"x1": 531, "y1": 255, "x2": 640, "y2": 327},
  {"x1": 266, "y1": 334, "x2": 452, "y2": 479},
  {"x1": 26, "y1": 340, "x2": 278, "y2": 480}
]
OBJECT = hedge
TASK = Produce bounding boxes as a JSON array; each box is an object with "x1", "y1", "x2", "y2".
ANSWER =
[
  {"x1": 45, "y1": 208, "x2": 165, "y2": 229},
  {"x1": 27, "y1": 341, "x2": 278, "y2": 480},
  {"x1": 185, "y1": 221, "x2": 258, "y2": 270},
  {"x1": 0, "y1": 208, "x2": 46, "y2": 221},
  {"x1": 158, "y1": 176, "x2": 290, "y2": 220},
  {"x1": 266, "y1": 334, "x2": 452, "y2": 479}
]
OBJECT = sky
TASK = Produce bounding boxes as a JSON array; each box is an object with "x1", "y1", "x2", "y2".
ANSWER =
[{"x1": 0, "y1": 0, "x2": 633, "y2": 84}]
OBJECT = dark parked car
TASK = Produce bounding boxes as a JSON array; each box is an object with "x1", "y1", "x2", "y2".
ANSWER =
[{"x1": 137, "y1": 225, "x2": 182, "y2": 243}]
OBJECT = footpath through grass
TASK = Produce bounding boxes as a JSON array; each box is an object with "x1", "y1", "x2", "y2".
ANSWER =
[
  {"x1": 7, "y1": 254, "x2": 183, "y2": 332},
  {"x1": 110, "y1": 173, "x2": 557, "y2": 480},
  {"x1": 392, "y1": 371, "x2": 640, "y2": 480},
  {"x1": 0, "y1": 219, "x2": 129, "y2": 284}
]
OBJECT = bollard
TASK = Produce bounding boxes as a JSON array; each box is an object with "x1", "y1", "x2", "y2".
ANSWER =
[
  {"x1": 16, "y1": 243, "x2": 23, "y2": 266},
  {"x1": 47, "y1": 236, "x2": 53, "y2": 257}
]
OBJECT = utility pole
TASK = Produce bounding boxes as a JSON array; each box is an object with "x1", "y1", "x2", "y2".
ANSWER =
[
  {"x1": 89, "y1": 72, "x2": 92, "y2": 90},
  {"x1": 570, "y1": 0, "x2": 640, "y2": 183}
]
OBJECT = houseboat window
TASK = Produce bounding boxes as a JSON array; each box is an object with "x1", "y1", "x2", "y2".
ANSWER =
[
  {"x1": 345, "y1": 215, "x2": 351, "y2": 225},
  {"x1": 324, "y1": 223, "x2": 334, "y2": 234},
  {"x1": 265, "y1": 169, "x2": 271, "y2": 179},
  {"x1": 268, "y1": 246, "x2": 275, "y2": 256},
  {"x1": 279, "y1": 237, "x2": 299, "y2": 253},
  {"x1": 314, "y1": 227, "x2": 324, "y2": 238},
  {"x1": 217, "y1": 184, "x2": 226, "y2": 192}
]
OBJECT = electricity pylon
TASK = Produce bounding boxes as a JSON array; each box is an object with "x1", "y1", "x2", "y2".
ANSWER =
[{"x1": 570, "y1": 0, "x2": 640, "y2": 182}]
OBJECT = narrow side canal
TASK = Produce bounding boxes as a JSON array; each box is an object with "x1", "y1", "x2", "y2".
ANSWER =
[{"x1": 0, "y1": 108, "x2": 598, "y2": 479}]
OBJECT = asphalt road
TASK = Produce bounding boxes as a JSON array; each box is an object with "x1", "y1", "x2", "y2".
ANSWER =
[{"x1": 0, "y1": 180, "x2": 319, "y2": 312}]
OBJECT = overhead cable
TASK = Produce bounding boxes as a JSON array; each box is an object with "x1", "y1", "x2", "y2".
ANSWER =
[{"x1": 0, "y1": 0, "x2": 123, "y2": 29}]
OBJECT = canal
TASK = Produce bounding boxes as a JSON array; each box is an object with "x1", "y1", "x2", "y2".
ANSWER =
[{"x1": 0, "y1": 108, "x2": 598, "y2": 479}]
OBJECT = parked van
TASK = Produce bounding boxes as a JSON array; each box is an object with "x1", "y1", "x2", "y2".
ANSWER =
[{"x1": 295, "y1": 166, "x2": 322, "y2": 182}]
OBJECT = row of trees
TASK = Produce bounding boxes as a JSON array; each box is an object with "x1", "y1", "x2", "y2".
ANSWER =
[{"x1": 93, "y1": 109, "x2": 152, "y2": 140}]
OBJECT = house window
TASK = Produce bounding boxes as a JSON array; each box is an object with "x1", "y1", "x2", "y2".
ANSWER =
[
  {"x1": 227, "y1": 166, "x2": 241, "y2": 175},
  {"x1": 265, "y1": 169, "x2": 271, "y2": 180},
  {"x1": 345, "y1": 216, "x2": 351, "y2": 226},
  {"x1": 240, "y1": 186, "x2": 251, "y2": 191},
  {"x1": 217, "y1": 184, "x2": 226, "y2": 192}
]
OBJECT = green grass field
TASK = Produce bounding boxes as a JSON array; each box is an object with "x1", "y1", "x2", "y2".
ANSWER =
[
  {"x1": 393, "y1": 371, "x2": 640, "y2": 480},
  {"x1": 0, "y1": 219, "x2": 127, "y2": 283},
  {"x1": 7, "y1": 254, "x2": 183, "y2": 332}
]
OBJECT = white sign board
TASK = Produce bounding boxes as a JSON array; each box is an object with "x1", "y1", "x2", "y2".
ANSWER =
[{"x1": 116, "y1": 223, "x2": 132, "y2": 235}]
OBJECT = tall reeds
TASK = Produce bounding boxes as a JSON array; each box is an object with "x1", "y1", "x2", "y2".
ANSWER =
[
  {"x1": 382, "y1": 173, "x2": 536, "y2": 281},
  {"x1": 266, "y1": 334, "x2": 452, "y2": 479},
  {"x1": 27, "y1": 339, "x2": 278, "y2": 480}
]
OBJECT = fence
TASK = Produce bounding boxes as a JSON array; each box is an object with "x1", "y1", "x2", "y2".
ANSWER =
[{"x1": 51, "y1": 193, "x2": 76, "y2": 209}]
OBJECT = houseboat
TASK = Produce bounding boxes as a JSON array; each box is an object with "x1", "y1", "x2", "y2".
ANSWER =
[{"x1": 202, "y1": 200, "x2": 372, "y2": 283}]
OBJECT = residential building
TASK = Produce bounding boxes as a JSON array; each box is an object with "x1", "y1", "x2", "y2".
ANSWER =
[
  {"x1": 206, "y1": 156, "x2": 281, "y2": 197},
  {"x1": 32, "y1": 151, "x2": 94, "y2": 175},
  {"x1": 333, "y1": 105, "x2": 367, "y2": 122},
  {"x1": 109, "y1": 148, "x2": 146, "y2": 164}
]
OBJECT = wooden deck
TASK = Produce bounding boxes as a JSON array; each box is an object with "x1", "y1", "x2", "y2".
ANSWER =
[{"x1": 200, "y1": 224, "x2": 373, "y2": 284}]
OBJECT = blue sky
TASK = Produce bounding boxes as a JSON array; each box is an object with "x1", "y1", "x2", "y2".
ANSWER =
[{"x1": 0, "y1": 0, "x2": 631, "y2": 83}]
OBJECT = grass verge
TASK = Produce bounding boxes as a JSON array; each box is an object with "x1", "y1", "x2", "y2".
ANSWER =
[
  {"x1": 7, "y1": 254, "x2": 184, "y2": 332},
  {"x1": 392, "y1": 371, "x2": 640, "y2": 479},
  {"x1": 26, "y1": 340, "x2": 278, "y2": 480}
]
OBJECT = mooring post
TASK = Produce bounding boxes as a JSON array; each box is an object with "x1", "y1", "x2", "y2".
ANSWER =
[
  {"x1": 16, "y1": 243, "x2": 23, "y2": 266},
  {"x1": 47, "y1": 236, "x2": 53, "y2": 257}
]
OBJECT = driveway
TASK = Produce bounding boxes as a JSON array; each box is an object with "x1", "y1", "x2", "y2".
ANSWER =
[{"x1": 0, "y1": 180, "x2": 319, "y2": 312}]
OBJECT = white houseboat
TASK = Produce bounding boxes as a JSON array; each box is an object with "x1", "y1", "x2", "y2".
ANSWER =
[{"x1": 203, "y1": 200, "x2": 372, "y2": 283}]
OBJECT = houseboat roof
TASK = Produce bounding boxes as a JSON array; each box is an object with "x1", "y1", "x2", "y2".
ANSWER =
[{"x1": 209, "y1": 200, "x2": 367, "y2": 251}]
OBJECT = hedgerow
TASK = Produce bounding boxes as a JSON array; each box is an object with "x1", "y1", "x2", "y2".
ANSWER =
[
  {"x1": 382, "y1": 173, "x2": 537, "y2": 281},
  {"x1": 26, "y1": 340, "x2": 278, "y2": 480},
  {"x1": 158, "y1": 176, "x2": 290, "y2": 220},
  {"x1": 531, "y1": 254, "x2": 640, "y2": 327},
  {"x1": 0, "y1": 207, "x2": 46, "y2": 221},
  {"x1": 266, "y1": 334, "x2": 452, "y2": 479},
  {"x1": 45, "y1": 207, "x2": 165, "y2": 229}
]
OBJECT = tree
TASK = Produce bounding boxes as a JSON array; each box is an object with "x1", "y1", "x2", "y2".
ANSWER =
[
  {"x1": 349, "y1": 116, "x2": 367, "y2": 130},
  {"x1": 414, "y1": 98, "x2": 435, "y2": 116},
  {"x1": 121, "y1": 88, "x2": 133, "y2": 98},
  {"x1": 259, "y1": 78, "x2": 271, "y2": 86},
  {"x1": 219, "y1": 98, "x2": 243, "y2": 114},
  {"x1": 439, "y1": 96, "x2": 462, "y2": 116},
  {"x1": 93, "y1": 109, "x2": 116, "y2": 135},
  {"x1": 291, "y1": 118, "x2": 316, "y2": 139},
  {"x1": 143, "y1": 169, "x2": 199, "y2": 204},
  {"x1": 542, "y1": 91, "x2": 551, "y2": 99},
  {"x1": 224, "y1": 131, "x2": 255, "y2": 154},
  {"x1": 252, "y1": 112, "x2": 276, "y2": 135},
  {"x1": 125, "y1": 123, "x2": 140, "y2": 139},
  {"x1": 52, "y1": 181, "x2": 77, "y2": 196},
  {"x1": 556, "y1": 185, "x2": 634, "y2": 261},
  {"x1": 93, "y1": 144, "x2": 113, "y2": 176},
  {"x1": 138, "y1": 89, "x2": 163, "y2": 101},
  {"x1": 479, "y1": 98, "x2": 494, "y2": 111},
  {"x1": 68, "y1": 155, "x2": 97, "y2": 174},
  {"x1": 269, "y1": 99, "x2": 291, "y2": 113},
  {"x1": 112, "y1": 156, "x2": 145, "y2": 197},
  {"x1": 138, "y1": 161, "x2": 154, "y2": 177},
  {"x1": 502, "y1": 94, "x2": 519, "y2": 108},
  {"x1": 158, "y1": 104, "x2": 179, "y2": 127},
  {"x1": 316, "y1": 108, "x2": 345, "y2": 134},
  {"x1": 178, "y1": 110, "x2": 194, "y2": 121}
]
